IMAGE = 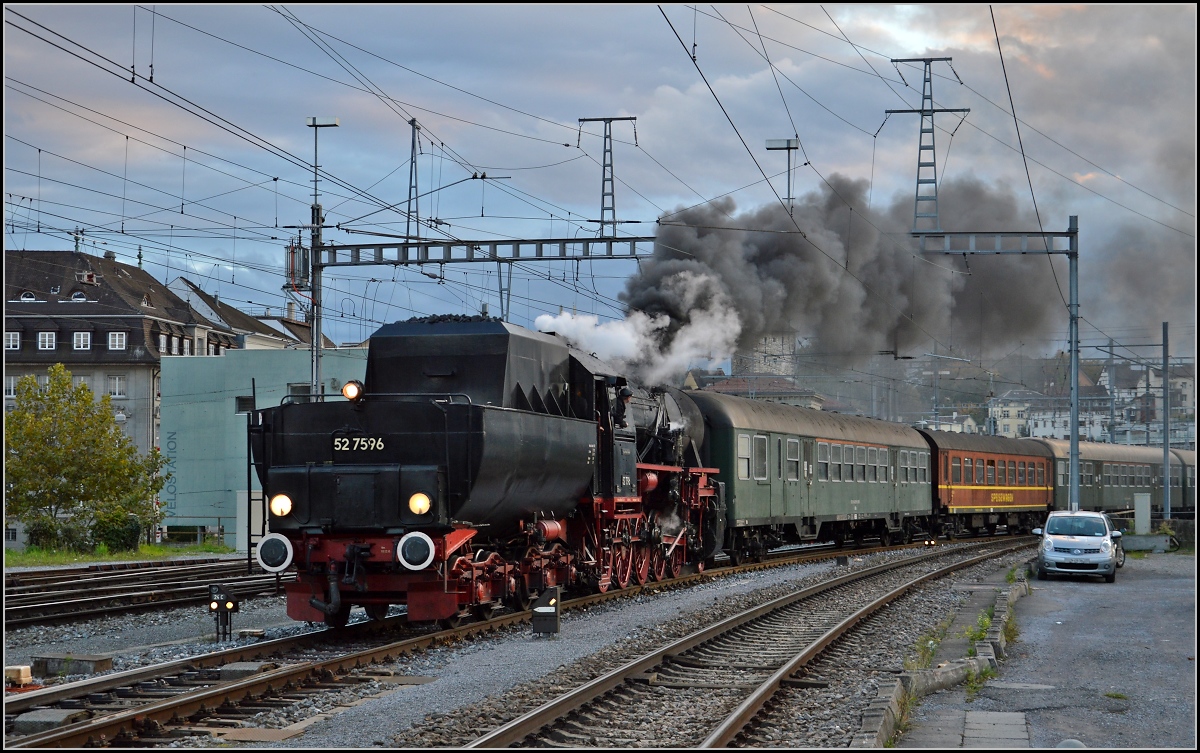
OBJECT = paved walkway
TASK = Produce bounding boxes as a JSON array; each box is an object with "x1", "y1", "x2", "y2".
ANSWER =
[{"x1": 899, "y1": 702, "x2": 1030, "y2": 748}]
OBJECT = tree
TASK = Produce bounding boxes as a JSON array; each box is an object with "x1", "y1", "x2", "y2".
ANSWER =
[{"x1": 4, "y1": 364, "x2": 169, "y2": 551}]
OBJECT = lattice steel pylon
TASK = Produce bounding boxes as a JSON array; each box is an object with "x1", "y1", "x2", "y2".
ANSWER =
[
  {"x1": 886, "y1": 58, "x2": 969, "y2": 234},
  {"x1": 579, "y1": 117, "x2": 636, "y2": 237}
]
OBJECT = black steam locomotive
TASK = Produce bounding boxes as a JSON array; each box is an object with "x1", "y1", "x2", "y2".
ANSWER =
[{"x1": 250, "y1": 317, "x2": 724, "y2": 626}]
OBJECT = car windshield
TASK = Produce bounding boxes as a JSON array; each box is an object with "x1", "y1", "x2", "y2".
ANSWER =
[{"x1": 1046, "y1": 517, "x2": 1107, "y2": 536}]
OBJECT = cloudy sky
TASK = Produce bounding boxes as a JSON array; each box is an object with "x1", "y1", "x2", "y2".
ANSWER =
[{"x1": 4, "y1": 4, "x2": 1195, "y2": 367}]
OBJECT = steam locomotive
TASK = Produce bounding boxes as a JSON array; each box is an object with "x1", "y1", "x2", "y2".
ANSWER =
[{"x1": 249, "y1": 317, "x2": 1194, "y2": 627}]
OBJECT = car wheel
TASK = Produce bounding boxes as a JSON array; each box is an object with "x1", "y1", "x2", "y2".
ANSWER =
[
  {"x1": 1104, "y1": 571, "x2": 1116, "y2": 583},
  {"x1": 1115, "y1": 546, "x2": 1125, "y2": 568},
  {"x1": 1037, "y1": 564, "x2": 1047, "y2": 581}
]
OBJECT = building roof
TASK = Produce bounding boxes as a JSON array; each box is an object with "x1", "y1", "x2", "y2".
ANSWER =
[{"x1": 5, "y1": 250, "x2": 237, "y2": 362}]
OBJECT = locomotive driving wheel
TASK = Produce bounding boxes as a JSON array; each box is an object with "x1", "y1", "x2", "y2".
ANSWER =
[
  {"x1": 364, "y1": 604, "x2": 390, "y2": 621},
  {"x1": 631, "y1": 540, "x2": 651, "y2": 585},
  {"x1": 649, "y1": 544, "x2": 668, "y2": 581},
  {"x1": 611, "y1": 519, "x2": 633, "y2": 590},
  {"x1": 666, "y1": 539, "x2": 685, "y2": 579}
]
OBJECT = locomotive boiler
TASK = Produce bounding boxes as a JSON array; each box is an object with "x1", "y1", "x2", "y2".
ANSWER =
[{"x1": 249, "y1": 317, "x2": 724, "y2": 627}]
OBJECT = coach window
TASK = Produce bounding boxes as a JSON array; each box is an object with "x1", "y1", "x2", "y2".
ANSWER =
[
  {"x1": 984, "y1": 459, "x2": 994, "y2": 485},
  {"x1": 777, "y1": 438, "x2": 783, "y2": 479},
  {"x1": 832, "y1": 444, "x2": 843, "y2": 481},
  {"x1": 1084, "y1": 462, "x2": 1093, "y2": 486},
  {"x1": 952, "y1": 457, "x2": 962, "y2": 484},
  {"x1": 977, "y1": 457, "x2": 988, "y2": 485},
  {"x1": 1037, "y1": 463, "x2": 1045, "y2": 487},
  {"x1": 1017, "y1": 461, "x2": 1026, "y2": 485},
  {"x1": 868, "y1": 447, "x2": 878, "y2": 482},
  {"x1": 753, "y1": 435, "x2": 768, "y2": 481},
  {"x1": 1103, "y1": 463, "x2": 1111, "y2": 486},
  {"x1": 737, "y1": 434, "x2": 751, "y2": 480},
  {"x1": 964, "y1": 457, "x2": 974, "y2": 485},
  {"x1": 942, "y1": 454, "x2": 949, "y2": 482},
  {"x1": 856, "y1": 446, "x2": 867, "y2": 481},
  {"x1": 879, "y1": 449, "x2": 889, "y2": 482},
  {"x1": 899, "y1": 450, "x2": 908, "y2": 483},
  {"x1": 817, "y1": 442, "x2": 829, "y2": 481},
  {"x1": 786, "y1": 439, "x2": 800, "y2": 481}
]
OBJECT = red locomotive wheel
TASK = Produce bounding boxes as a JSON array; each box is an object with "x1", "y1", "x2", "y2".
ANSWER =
[
  {"x1": 610, "y1": 519, "x2": 633, "y2": 589},
  {"x1": 649, "y1": 545, "x2": 667, "y2": 581},
  {"x1": 667, "y1": 542, "x2": 685, "y2": 579},
  {"x1": 632, "y1": 541, "x2": 651, "y2": 585}
]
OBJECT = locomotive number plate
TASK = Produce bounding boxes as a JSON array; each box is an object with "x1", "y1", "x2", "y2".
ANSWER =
[{"x1": 332, "y1": 436, "x2": 386, "y2": 452}]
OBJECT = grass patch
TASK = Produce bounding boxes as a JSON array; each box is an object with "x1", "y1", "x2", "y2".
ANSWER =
[
  {"x1": 885, "y1": 690, "x2": 921, "y2": 747},
  {"x1": 1002, "y1": 611, "x2": 1020, "y2": 644},
  {"x1": 904, "y1": 612, "x2": 957, "y2": 670},
  {"x1": 963, "y1": 607, "x2": 994, "y2": 642},
  {"x1": 4, "y1": 542, "x2": 236, "y2": 568},
  {"x1": 1104, "y1": 691, "x2": 1128, "y2": 700},
  {"x1": 965, "y1": 666, "x2": 997, "y2": 701},
  {"x1": 1005, "y1": 566, "x2": 1017, "y2": 584},
  {"x1": 1127, "y1": 550, "x2": 1148, "y2": 560}
]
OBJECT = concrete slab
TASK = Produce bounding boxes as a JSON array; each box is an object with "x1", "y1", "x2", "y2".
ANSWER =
[
  {"x1": 218, "y1": 661, "x2": 279, "y2": 680},
  {"x1": 12, "y1": 708, "x2": 93, "y2": 735},
  {"x1": 31, "y1": 654, "x2": 112, "y2": 676}
]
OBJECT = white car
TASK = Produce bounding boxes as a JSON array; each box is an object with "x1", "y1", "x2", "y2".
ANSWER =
[{"x1": 1033, "y1": 511, "x2": 1122, "y2": 583}]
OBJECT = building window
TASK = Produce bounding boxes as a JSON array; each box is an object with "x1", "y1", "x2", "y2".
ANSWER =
[
  {"x1": 74, "y1": 375, "x2": 91, "y2": 392},
  {"x1": 73, "y1": 331, "x2": 91, "y2": 350},
  {"x1": 737, "y1": 434, "x2": 751, "y2": 480},
  {"x1": 37, "y1": 374, "x2": 50, "y2": 390},
  {"x1": 207, "y1": 343, "x2": 216, "y2": 356},
  {"x1": 4, "y1": 527, "x2": 16, "y2": 542},
  {"x1": 170, "y1": 336, "x2": 179, "y2": 355},
  {"x1": 20, "y1": 291, "x2": 36, "y2": 302},
  {"x1": 108, "y1": 331, "x2": 127, "y2": 350},
  {"x1": 38, "y1": 331, "x2": 56, "y2": 350},
  {"x1": 4, "y1": 332, "x2": 17, "y2": 350},
  {"x1": 182, "y1": 338, "x2": 191, "y2": 356},
  {"x1": 108, "y1": 375, "x2": 126, "y2": 398},
  {"x1": 159, "y1": 334, "x2": 168, "y2": 353},
  {"x1": 4, "y1": 375, "x2": 17, "y2": 398}
]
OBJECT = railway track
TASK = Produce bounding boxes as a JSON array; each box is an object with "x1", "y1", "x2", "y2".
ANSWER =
[
  {"x1": 4, "y1": 560, "x2": 294, "y2": 627},
  {"x1": 4, "y1": 537, "x2": 1029, "y2": 748},
  {"x1": 465, "y1": 538, "x2": 1029, "y2": 748}
]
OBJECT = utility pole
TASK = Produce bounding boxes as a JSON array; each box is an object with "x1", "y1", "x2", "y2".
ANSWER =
[
  {"x1": 305, "y1": 117, "x2": 338, "y2": 402},
  {"x1": 916, "y1": 217, "x2": 1080, "y2": 510},
  {"x1": 766, "y1": 138, "x2": 800, "y2": 215},
  {"x1": 1107, "y1": 337, "x2": 1116, "y2": 443},
  {"x1": 1163, "y1": 321, "x2": 1171, "y2": 519},
  {"x1": 578, "y1": 117, "x2": 636, "y2": 238},
  {"x1": 886, "y1": 58, "x2": 969, "y2": 233}
]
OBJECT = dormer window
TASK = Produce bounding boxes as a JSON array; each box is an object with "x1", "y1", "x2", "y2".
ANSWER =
[
  {"x1": 71, "y1": 291, "x2": 87, "y2": 302},
  {"x1": 76, "y1": 271, "x2": 98, "y2": 285},
  {"x1": 141, "y1": 294, "x2": 153, "y2": 308},
  {"x1": 50, "y1": 286, "x2": 60, "y2": 294},
  {"x1": 20, "y1": 291, "x2": 35, "y2": 302}
]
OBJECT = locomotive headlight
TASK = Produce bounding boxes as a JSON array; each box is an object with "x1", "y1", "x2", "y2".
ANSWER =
[
  {"x1": 269, "y1": 494, "x2": 293, "y2": 517},
  {"x1": 408, "y1": 492, "x2": 432, "y2": 515},
  {"x1": 341, "y1": 380, "x2": 365, "y2": 401}
]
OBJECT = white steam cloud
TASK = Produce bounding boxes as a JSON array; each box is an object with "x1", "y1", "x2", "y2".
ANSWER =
[{"x1": 535, "y1": 270, "x2": 740, "y2": 386}]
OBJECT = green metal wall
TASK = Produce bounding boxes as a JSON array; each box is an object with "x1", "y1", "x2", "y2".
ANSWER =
[{"x1": 159, "y1": 349, "x2": 366, "y2": 550}]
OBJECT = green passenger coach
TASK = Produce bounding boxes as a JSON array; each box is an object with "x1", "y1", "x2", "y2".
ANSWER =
[{"x1": 685, "y1": 392, "x2": 932, "y2": 561}]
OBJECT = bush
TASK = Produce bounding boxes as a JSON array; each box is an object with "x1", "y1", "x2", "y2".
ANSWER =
[
  {"x1": 26, "y1": 517, "x2": 95, "y2": 553},
  {"x1": 92, "y1": 514, "x2": 144, "y2": 553}
]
